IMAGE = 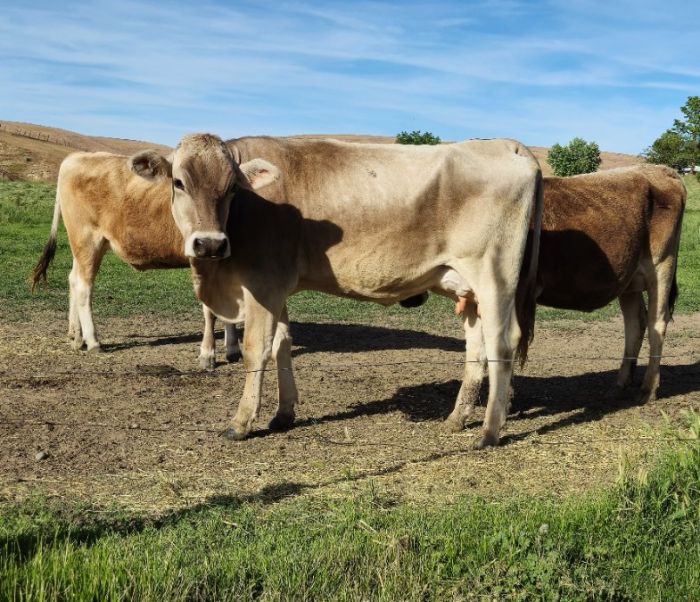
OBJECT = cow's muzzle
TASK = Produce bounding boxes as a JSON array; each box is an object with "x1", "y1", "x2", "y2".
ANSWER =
[
  {"x1": 193, "y1": 237, "x2": 229, "y2": 259},
  {"x1": 186, "y1": 232, "x2": 230, "y2": 259}
]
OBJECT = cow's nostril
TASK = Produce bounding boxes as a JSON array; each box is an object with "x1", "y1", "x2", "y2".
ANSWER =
[
  {"x1": 193, "y1": 238, "x2": 207, "y2": 257},
  {"x1": 214, "y1": 239, "x2": 228, "y2": 257}
]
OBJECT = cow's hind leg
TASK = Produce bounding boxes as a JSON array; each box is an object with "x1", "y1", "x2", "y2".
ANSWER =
[
  {"x1": 225, "y1": 322, "x2": 242, "y2": 363},
  {"x1": 199, "y1": 305, "x2": 217, "y2": 370},
  {"x1": 608, "y1": 291, "x2": 647, "y2": 399},
  {"x1": 445, "y1": 301, "x2": 486, "y2": 432},
  {"x1": 638, "y1": 258, "x2": 675, "y2": 404},
  {"x1": 67, "y1": 264, "x2": 82, "y2": 348},
  {"x1": 474, "y1": 289, "x2": 521, "y2": 449},
  {"x1": 269, "y1": 305, "x2": 298, "y2": 431},
  {"x1": 68, "y1": 239, "x2": 107, "y2": 352}
]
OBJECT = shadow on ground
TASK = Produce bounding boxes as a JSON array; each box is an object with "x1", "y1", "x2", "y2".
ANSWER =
[
  {"x1": 266, "y1": 361, "x2": 700, "y2": 440},
  {"x1": 99, "y1": 321, "x2": 463, "y2": 355}
]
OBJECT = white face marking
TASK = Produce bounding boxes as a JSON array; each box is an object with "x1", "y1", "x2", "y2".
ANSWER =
[{"x1": 184, "y1": 231, "x2": 231, "y2": 259}]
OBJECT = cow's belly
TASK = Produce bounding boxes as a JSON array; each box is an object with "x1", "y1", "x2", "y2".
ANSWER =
[
  {"x1": 302, "y1": 263, "x2": 473, "y2": 306},
  {"x1": 109, "y1": 237, "x2": 188, "y2": 271}
]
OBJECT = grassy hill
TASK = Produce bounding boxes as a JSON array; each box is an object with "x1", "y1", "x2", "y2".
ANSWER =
[
  {"x1": 0, "y1": 121, "x2": 643, "y2": 182},
  {"x1": 0, "y1": 121, "x2": 171, "y2": 182}
]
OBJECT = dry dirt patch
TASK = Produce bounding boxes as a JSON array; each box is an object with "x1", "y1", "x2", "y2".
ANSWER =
[{"x1": 1, "y1": 313, "x2": 698, "y2": 512}]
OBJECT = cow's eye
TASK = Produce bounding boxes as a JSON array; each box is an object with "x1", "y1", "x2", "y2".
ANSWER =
[{"x1": 173, "y1": 179, "x2": 185, "y2": 191}]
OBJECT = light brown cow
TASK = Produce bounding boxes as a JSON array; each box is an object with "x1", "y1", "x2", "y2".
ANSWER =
[
  {"x1": 132, "y1": 136, "x2": 544, "y2": 449},
  {"x1": 450, "y1": 163, "x2": 686, "y2": 416},
  {"x1": 31, "y1": 134, "x2": 273, "y2": 366}
]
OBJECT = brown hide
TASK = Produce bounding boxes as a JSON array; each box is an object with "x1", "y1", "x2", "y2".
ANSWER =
[{"x1": 536, "y1": 165, "x2": 685, "y2": 311}]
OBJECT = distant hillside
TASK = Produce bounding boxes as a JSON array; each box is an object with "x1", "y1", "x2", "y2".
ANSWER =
[
  {"x1": 0, "y1": 122, "x2": 642, "y2": 182},
  {"x1": 0, "y1": 121, "x2": 171, "y2": 182}
]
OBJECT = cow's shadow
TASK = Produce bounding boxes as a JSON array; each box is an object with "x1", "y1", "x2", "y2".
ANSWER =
[
  {"x1": 289, "y1": 321, "x2": 462, "y2": 355},
  {"x1": 284, "y1": 361, "x2": 700, "y2": 441},
  {"x1": 101, "y1": 321, "x2": 463, "y2": 355}
]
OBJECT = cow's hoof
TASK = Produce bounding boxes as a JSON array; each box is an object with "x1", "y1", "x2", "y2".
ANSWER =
[
  {"x1": 474, "y1": 432, "x2": 500, "y2": 450},
  {"x1": 226, "y1": 350, "x2": 242, "y2": 364},
  {"x1": 86, "y1": 343, "x2": 102, "y2": 353},
  {"x1": 199, "y1": 355, "x2": 216, "y2": 371},
  {"x1": 443, "y1": 417, "x2": 464, "y2": 433},
  {"x1": 635, "y1": 388, "x2": 656, "y2": 405},
  {"x1": 269, "y1": 413, "x2": 295, "y2": 431},
  {"x1": 71, "y1": 338, "x2": 84, "y2": 351},
  {"x1": 221, "y1": 426, "x2": 248, "y2": 441}
]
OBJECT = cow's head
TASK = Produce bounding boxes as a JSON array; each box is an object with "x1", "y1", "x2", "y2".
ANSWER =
[{"x1": 129, "y1": 133, "x2": 278, "y2": 259}]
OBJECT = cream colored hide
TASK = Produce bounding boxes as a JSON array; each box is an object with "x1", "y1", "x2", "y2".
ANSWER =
[{"x1": 161, "y1": 136, "x2": 544, "y2": 449}]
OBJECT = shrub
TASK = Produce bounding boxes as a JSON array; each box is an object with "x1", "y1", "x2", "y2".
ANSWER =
[
  {"x1": 395, "y1": 130, "x2": 441, "y2": 145},
  {"x1": 547, "y1": 137, "x2": 601, "y2": 177}
]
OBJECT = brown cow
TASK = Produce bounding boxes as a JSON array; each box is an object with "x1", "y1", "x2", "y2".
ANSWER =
[
  {"x1": 537, "y1": 164, "x2": 685, "y2": 403},
  {"x1": 450, "y1": 163, "x2": 686, "y2": 421},
  {"x1": 31, "y1": 134, "x2": 274, "y2": 366},
  {"x1": 131, "y1": 136, "x2": 544, "y2": 448}
]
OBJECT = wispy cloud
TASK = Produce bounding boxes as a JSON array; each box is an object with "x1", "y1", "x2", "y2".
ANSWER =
[{"x1": 0, "y1": 0, "x2": 698, "y2": 152}]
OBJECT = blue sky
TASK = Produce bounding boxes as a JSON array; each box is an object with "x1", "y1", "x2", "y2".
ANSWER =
[{"x1": 1, "y1": 0, "x2": 698, "y2": 153}]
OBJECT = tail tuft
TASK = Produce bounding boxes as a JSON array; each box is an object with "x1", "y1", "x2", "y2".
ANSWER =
[{"x1": 31, "y1": 236, "x2": 58, "y2": 292}]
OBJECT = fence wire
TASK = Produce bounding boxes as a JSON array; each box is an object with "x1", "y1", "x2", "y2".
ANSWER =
[{"x1": 1, "y1": 349, "x2": 698, "y2": 442}]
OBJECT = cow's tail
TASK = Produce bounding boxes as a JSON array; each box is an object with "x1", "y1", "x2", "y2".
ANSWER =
[
  {"x1": 31, "y1": 186, "x2": 62, "y2": 291},
  {"x1": 514, "y1": 168, "x2": 544, "y2": 367}
]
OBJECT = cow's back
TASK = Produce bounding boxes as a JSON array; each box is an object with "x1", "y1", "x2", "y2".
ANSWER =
[{"x1": 58, "y1": 152, "x2": 187, "y2": 269}]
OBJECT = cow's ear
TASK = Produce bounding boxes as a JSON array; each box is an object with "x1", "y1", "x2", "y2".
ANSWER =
[
  {"x1": 239, "y1": 158, "x2": 280, "y2": 190},
  {"x1": 129, "y1": 150, "x2": 172, "y2": 180}
]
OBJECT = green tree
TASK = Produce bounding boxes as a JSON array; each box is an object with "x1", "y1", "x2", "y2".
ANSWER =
[
  {"x1": 644, "y1": 96, "x2": 700, "y2": 174},
  {"x1": 673, "y1": 95, "x2": 700, "y2": 173},
  {"x1": 395, "y1": 130, "x2": 441, "y2": 145},
  {"x1": 643, "y1": 129, "x2": 692, "y2": 171},
  {"x1": 546, "y1": 137, "x2": 601, "y2": 177}
]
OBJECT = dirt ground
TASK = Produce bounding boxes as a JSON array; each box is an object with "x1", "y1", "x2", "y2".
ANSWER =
[{"x1": 1, "y1": 312, "x2": 698, "y2": 512}]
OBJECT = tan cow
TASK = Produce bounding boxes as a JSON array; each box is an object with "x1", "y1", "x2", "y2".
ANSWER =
[
  {"x1": 132, "y1": 136, "x2": 544, "y2": 449},
  {"x1": 30, "y1": 135, "x2": 272, "y2": 367},
  {"x1": 450, "y1": 163, "x2": 686, "y2": 415}
]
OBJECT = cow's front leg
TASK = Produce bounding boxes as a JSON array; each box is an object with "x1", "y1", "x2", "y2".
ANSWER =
[
  {"x1": 269, "y1": 305, "x2": 298, "y2": 431},
  {"x1": 224, "y1": 294, "x2": 280, "y2": 440}
]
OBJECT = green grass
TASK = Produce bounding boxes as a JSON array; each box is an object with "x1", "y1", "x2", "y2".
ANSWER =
[
  {"x1": 2, "y1": 177, "x2": 698, "y2": 327},
  {"x1": 2, "y1": 178, "x2": 699, "y2": 599},
  {"x1": 1, "y1": 415, "x2": 698, "y2": 601}
]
